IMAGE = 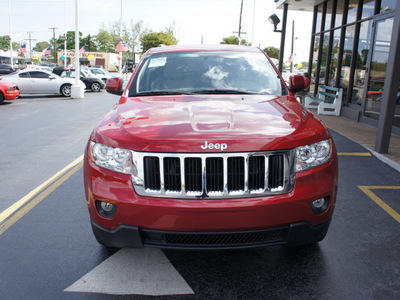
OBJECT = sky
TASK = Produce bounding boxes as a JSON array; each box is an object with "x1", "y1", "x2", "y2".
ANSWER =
[{"x1": 0, "y1": 0, "x2": 313, "y2": 63}]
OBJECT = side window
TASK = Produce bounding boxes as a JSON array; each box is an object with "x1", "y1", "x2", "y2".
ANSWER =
[
  {"x1": 29, "y1": 71, "x2": 50, "y2": 79},
  {"x1": 19, "y1": 73, "x2": 30, "y2": 78}
]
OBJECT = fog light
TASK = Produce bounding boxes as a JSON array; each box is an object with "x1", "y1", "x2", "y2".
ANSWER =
[
  {"x1": 96, "y1": 200, "x2": 117, "y2": 218},
  {"x1": 311, "y1": 197, "x2": 329, "y2": 214},
  {"x1": 101, "y1": 202, "x2": 114, "y2": 212}
]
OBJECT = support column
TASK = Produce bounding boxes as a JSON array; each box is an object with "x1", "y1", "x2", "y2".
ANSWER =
[{"x1": 375, "y1": 7, "x2": 400, "y2": 153}]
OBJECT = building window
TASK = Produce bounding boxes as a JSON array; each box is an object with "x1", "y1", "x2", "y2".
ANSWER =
[
  {"x1": 335, "y1": 0, "x2": 345, "y2": 27},
  {"x1": 350, "y1": 20, "x2": 373, "y2": 105},
  {"x1": 348, "y1": 0, "x2": 360, "y2": 24},
  {"x1": 320, "y1": 33, "x2": 331, "y2": 84},
  {"x1": 329, "y1": 29, "x2": 341, "y2": 87},
  {"x1": 311, "y1": 35, "x2": 320, "y2": 94},
  {"x1": 316, "y1": 4, "x2": 324, "y2": 33},
  {"x1": 380, "y1": 0, "x2": 396, "y2": 13},
  {"x1": 341, "y1": 25, "x2": 356, "y2": 104},
  {"x1": 362, "y1": 0, "x2": 376, "y2": 19},
  {"x1": 325, "y1": 0, "x2": 336, "y2": 30}
]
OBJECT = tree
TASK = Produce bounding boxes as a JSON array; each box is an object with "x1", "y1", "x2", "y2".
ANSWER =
[
  {"x1": 140, "y1": 30, "x2": 178, "y2": 53},
  {"x1": 220, "y1": 35, "x2": 249, "y2": 45},
  {"x1": 263, "y1": 46, "x2": 279, "y2": 59},
  {"x1": 81, "y1": 34, "x2": 96, "y2": 51},
  {"x1": 33, "y1": 41, "x2": 51, "y2": 52},
  {"x1": 66, "y1": 31, "x2": 83, "y2": 50},
  {"x1": 123, "y1": 20, "x2": 144, "y2": 59},
  {"x1": 95, "y1": 29, "x2": 117, "y2": 52},
  {"x1": 0, "y1": 37, "x2": 9, "y2": 51},
  {"x1": 0, "y1": 37, "x2": 19, "y2": 51}
]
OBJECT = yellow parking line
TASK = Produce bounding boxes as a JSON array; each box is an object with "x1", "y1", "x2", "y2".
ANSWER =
[
  {"x1": 0, "y1": 156, "x2": 84, "y2": 235},
  {"x1": 338, "y1": 152, "x2": 372, "y2": 156},
  {"x1": 359, "y1": 186, "x2": 400, "y2": 223}
]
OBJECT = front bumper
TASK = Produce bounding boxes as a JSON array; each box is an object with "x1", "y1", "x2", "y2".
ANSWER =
[
  {"x1": 91, "y1": 219, "x2": 331, "y2": 249},
  {"x1": 84, "y1": 145, "x2": 338, "y2": 249}
]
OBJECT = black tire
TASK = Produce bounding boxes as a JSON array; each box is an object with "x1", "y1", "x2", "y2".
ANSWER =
[
  {"x1": 90, "y1": 82, "x2": 101, "y2": 92},
  {"x1": 60, "y1": 84, "x2": 72, "y2": 97},
  {"x1": 0, "y1": 92, "x2": 4, "y2": 104}
]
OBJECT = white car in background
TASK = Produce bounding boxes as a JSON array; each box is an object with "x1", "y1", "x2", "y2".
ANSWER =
[
  {"x1": 88, "y1": 68, "x2": 114, "y2": 82},
  {"x1": 0, "y1": 69, "x2": 85, "y2": 97}
]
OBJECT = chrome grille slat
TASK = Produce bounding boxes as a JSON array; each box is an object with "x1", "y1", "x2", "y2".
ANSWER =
[{"x1": 132, "y1": 151, "x2": 295, "y2": 199}]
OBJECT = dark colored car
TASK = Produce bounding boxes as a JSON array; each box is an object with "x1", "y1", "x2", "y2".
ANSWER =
[
  {"x1": 60, "y1": 69, "x2": 105, "y2": 92},
  {"x1": 84, "y1": 45, "x2": 338, "y2": 250},
  {"x1": 0, "y1": 64, "x2": 16, "y2": 75}
]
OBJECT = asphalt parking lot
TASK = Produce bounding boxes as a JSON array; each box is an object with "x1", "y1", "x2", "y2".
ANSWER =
[{"x1": 0, "y1": 92, "x2": 399, "y2": 299}]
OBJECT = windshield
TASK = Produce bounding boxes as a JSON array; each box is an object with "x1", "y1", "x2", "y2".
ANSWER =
[{"x1": 130, "y1": 50, "x2": 285, "y2": 96}]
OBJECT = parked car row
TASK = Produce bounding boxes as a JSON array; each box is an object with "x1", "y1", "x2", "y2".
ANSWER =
[
  {"x1": 0, "y1": 64, "x2": 123, "y2": 101},
  {"x1": 0, "y1": 64, "x2": 16, "y2": 75}
]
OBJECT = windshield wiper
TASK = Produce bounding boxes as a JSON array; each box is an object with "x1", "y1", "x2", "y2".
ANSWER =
[{"x1": 191, "y1": 89, "x2": 255, "y2": 95}]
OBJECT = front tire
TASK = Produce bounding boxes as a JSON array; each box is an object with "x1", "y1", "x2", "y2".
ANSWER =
[
  {"x1": 60, "y1": 84, "x2": 71, "y2": 97},
  {"x1": 90, "y1": 82, "x2": 101, "y2": 92},
  {"x1": 0, "y1": 92, "x2": 4, "y2": 104}
]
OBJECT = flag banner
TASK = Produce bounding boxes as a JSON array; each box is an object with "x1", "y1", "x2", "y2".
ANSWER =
[
  {"x1": 20, "y1": 44, "x2": 27, "y2": 53},
  {"x1": 117, "y1": 42, "x2": 128, "y2": 52},
  {"x1": 79, "y1": 46, "x2": 86, "y2": 55},
  {"x1": 42, "y1": 46, "x2": 51, "y2": 55}
]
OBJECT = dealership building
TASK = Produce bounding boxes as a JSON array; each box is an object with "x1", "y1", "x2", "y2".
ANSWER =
[{"x1": 274, "y1": 0, "x2": 398, "y2": 153}]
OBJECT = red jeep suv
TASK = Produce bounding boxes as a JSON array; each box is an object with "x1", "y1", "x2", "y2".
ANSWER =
[{"x1": 84, "y1": 45, "x2": 338, "y2": 249}]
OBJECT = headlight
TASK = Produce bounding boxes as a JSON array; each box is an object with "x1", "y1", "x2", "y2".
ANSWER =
[
  {"x1": 295, "y1": 139, "x2": 332, "y2": 172},
  {"x1": 90, "y1": 142, "x2": 132, "y2": 174}
]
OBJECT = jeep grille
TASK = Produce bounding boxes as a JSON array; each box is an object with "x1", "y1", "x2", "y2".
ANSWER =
[{"x1": 131, "y1": 151, "x2": 295, "y2": 199}]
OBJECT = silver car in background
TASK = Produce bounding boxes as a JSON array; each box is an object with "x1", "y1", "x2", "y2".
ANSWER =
[{"x1": 0, "y1": 69, "x2": 85, "y2": 97}]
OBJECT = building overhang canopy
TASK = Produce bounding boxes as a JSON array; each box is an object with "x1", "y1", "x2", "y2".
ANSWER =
[{"x1": 275, "y1": 0, "x2": 326, "y2": 12}]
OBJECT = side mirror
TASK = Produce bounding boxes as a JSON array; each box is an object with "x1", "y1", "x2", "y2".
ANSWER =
[
  {"x1": 106, "y1": 77, "x2": 123, "y2": 96},
  {"x1": 289, "y1": 75, "x2": 305, "y2": 94}
]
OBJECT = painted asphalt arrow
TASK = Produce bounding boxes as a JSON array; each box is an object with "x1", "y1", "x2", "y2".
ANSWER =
[{"x1": 64, "y1": 248, "x2": 194, "y2": 296}]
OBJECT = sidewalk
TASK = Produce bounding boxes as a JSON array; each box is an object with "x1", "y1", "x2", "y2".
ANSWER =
[{"x1": 314, "y1": 111, "x2": 400, "y2": 172}]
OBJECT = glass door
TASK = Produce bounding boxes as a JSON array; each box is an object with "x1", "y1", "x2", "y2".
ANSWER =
[{"x1": 363, "y1": 17, "x2": 393, "y2": 120}]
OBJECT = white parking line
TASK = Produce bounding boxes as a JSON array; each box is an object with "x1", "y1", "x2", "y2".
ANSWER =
[{"x1": 64, "y1": 248, "x2": 194, "y2": 296}]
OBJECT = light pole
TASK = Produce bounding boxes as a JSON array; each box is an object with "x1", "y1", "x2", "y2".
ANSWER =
[
  {"x1": 64, "y1": 0, "x2": 67, "y2": 68},
  {"x1": 290, "y1": 20, "x2": 295, "y2": 73},
  {"x1": 8, "y1": 0, "x2": 13, "y2": 67},
  {"x1": 268, "y1": 3, "x2": 288, "y2": 74},
  {"x1": 71, "y1": 0, "x2": 84, "y2": 98},
  {"x1": 119, "y1": 0, "x2": 123, "y2": 75}
]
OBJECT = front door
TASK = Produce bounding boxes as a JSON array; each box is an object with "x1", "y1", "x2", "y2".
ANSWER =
[{"x1": 363, "y1": 17, "x2": 394, "y2": 120}]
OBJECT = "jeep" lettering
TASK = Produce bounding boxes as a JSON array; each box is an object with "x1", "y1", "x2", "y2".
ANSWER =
[{"x1": 200, "y1": 141, "x2": 227, "y2": 151}]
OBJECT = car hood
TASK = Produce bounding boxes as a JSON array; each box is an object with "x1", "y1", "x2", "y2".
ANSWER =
[{"x1": 94, "y1": 95, "x2": 330, "y2": 152}]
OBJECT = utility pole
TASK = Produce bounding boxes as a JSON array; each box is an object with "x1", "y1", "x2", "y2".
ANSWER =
[
  {"x1": 25, "y1": 32, "x2": 37, "y2": 61},
  {"x1": 238, "y1": 0, "x2": 243, "y2": 38},
  {"x1": 50, "y1": 27, "x2": 58, "y2": 63},
  {"x1": 233, "y1": 0, "x2": 246, "y2": 44}
]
